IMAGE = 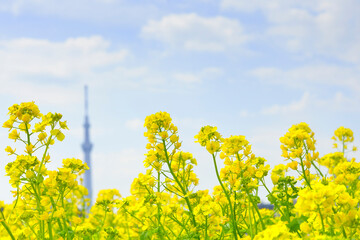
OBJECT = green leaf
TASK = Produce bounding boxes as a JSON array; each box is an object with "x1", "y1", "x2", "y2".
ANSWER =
[{"x1": 287, "y1": 215, "x2": 309, "y2": 232}]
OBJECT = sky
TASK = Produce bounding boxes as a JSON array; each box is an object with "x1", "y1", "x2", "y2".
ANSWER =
[{"x1": 0, "y1": 0, "x2": 360, "y2": 203}]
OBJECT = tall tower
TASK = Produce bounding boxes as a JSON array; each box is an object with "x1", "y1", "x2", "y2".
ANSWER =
[{"x1": 82, "y1": 85, "x2": 93, "y2": 207}]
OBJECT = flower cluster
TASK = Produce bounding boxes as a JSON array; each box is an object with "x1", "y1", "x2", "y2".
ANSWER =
[
  {"x1": 280, "y1": 123, "x2": 322, "y2": 188},
  {"x1": 332, "y1": 126, "x2": 357, "y2": 153},
  {"x1": 319, "y1": 152, "x2": 347, "y2": 174},
  {"x1": 1, "y1": 104, "x2": 360, "y2": 240},
  {"x1": 194, "y1": 126, "x2": 222, "y2": 154},
  {"x1": 296, "y1": 180, "x2": 358, "y2": 237}
]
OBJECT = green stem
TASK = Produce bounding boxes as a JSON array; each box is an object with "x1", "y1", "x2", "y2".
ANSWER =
[
  {"x1": 37, "y1": 136, "x2": 52, "y2": 180},
  {"x1": 24, "y1": 123, "x2": 32, "y2": 154},
  {"x1": 317, "y1": 206, "x2": 325, "y2": 233},
  {"x1": 60, "y1": 192, "x2": 69, "y2": 239},
  {"x1": 99, "y1": 208, "x2": 108, "y2": 233},
  {"x1": 205, "y1": 216, "x2": 208, "y2": 239},
  {"x1": 6, "y1": 188, "x2": 19, "y2": 223},
  {"x1": 312, "y1": 161, "x2": 324, "y2": 178},
  {"x1": 303, "y1": 141, "x2": 324, "y2": 178},
  {"x1": 260, "y1": 178, "x2": 302, "y2": 238},
  {"x1": 48, "y1": 221, "x2": 53, "y2": 240},
  {"x1": 245, "y1": 189, "x2": 265, "y2": 230},
  {"x1": 0, "y1": 220, "x2": 15, "y2": 240},
  {"x1": 125, "y1": 214, "x2": 131, "y2": 239},
  {"x1": 342, "y1": 226, "x2": 347, "y2": 239},
  {"x1": 299, "y1": 155, "x2": 312, "y2": 189},
  {"x1": 248, "y1": 198, "x2": 253, "y2": 239},
  {"x1": 168, "y1": 214, "x2": 190, "y2": 235},
  {"x1": 161, "y1": 139, "x2": 198, "y2": 232},
  {"x1": 251, "y1": 205, "x2": 258, "y2": 234},
  {"x1": 157, "y1": 170, "x2": 165, "y2": 240},
  {"x1": 294, "y1": 140, "x2": 312, "y2": 189},
  {"x1": 211, "y1": 154, "x2": 239, "y2": 240},
  {"x1": 49, "y1": 196, "x2": 64, "y2": 232}
]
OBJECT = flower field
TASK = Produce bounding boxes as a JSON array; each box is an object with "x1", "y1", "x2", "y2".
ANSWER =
[{"x1": 0, "y1": 102, "x2": 359, "y2": 239}]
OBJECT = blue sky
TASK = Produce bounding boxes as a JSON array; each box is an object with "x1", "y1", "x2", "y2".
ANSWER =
[{"x1": 0, "y1": 0, "x2": 360, "y2": 203}]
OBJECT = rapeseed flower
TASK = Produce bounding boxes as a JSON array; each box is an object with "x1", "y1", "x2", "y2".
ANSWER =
[{"x1": 1, "y1": 103, "x2": 360, "y2": 240}]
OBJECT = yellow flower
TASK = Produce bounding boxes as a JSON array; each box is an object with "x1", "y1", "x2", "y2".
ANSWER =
[
  {"x1": 2, "y1": 116, "x2": 16, "y2": 129},
  {"x1": 39, "y1": 212, "x2": 49, "y2": 221},
  {"x1": 159, "y1": 131, "x2": 168, "y2": 139},
  {"x1": 255, "y1": 170, "x2": 263, "y2": 178},
  {"x1": 71, "y1": 216, "x2": 82, "y2": 225},
  {"x1": 170, "y1": 134, "x2": 179, "y2": 143},
  {"x1": 5, "y1": 146, "x2": 16, "y2": 155},
  {"x1": 38, "y1": 132, "x2": 47, "y2": 142},
  {"x1": 280, "y1": 123, "x2": 315, "y2": 160},
  {"x1": 300, "y1": 222, "x2": 311, "y2": 233},
  {"x1": 271, "y1": 164, "x2": 286, "y2": 184},
  {"x1": 25, "y1": 170, "x2": 35, "y2": 179},
  {"x1": 59, "y1": 121, "x2": 69, "y2": 130},
  {"x1": 319, "y1": 152, "x2": 346, "y2": 173},
  {"x1": 54, "y1": 208, "x2": 65, "y2": 218},
  {"x1": 271, "y1": 174, "x2": 280, "y2": 185},
  {"x1": 21, "y1": 113, "x2": 31, "y2": 123},
  {"x1": 254, "y1": 221, "x2": 299, "y2": 239},
  {"x1": 25, "y1": 144, "x2": 34, "y2": 154},
  {"x1": 221, "y1": 135, "x2": 249, "y2": 156},
  {"x1": 287, "y1": 161, "x2": 298, "y2": 170},
  {"x1": 40, "y1": 197, "x2": 51, "y2": 207},
  {"x1": 206, "y1": 141, "x2": 220, "y2": 154},
  {"x1": 51, "y1": 129, "x2": 65, "y2": 141},
  {"x1": 8, "y1": 129, "x2": 20, "y2": 140},
  {"x1": 195, "y1": 125, "x2": 222, "y2": 147},
  {"x1": 334, "y1": 126, "x2": 354, "y2": 143}
]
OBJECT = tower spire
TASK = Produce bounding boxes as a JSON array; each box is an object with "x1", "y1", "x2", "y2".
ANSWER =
[
  {"x1": 85, "y1": 85, "x2": 88, "y2": 116},
  {"x1": 82, "y1": 85, "x2": 93, "y2": 209}
]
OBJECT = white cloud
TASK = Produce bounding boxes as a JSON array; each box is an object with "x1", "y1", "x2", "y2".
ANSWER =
[
  {"x1": 221, "y1": 0, "x2": 360, "y2": 63},
  {"x1": 0, "y1": 0, "x2": 159, "y2": 25},
  {"x1": 260, "y1": 91, "x2": 359, "y2": 117},
  {"x1": 0, "y1": 36, "x2": 127, "y2": 78},
  {"x1": 315, "y1": 91, "x2": 356, "y2": 112},
  {"x1": 0, "y1": 35, "x2": 225, "y2": 106},
  {"x1": 173, "y1": 67, "x2": 223, "y2": 84},
  {"x1": 174, "y1": 73, "x2": 201, "y2": 83},
  {"x1": 141, "y1": 13, "x2": 249, "y2": 52},
  {"x1": 239, "y1": 110, "x2": 250, "y2": 118},
  {"x1": 87, "y1": 66, "x2": 165, "y2": 89},
  {"x1": 250, "y1": 64, "x2": 360, "y2": 94},
  {"x1": 0, "y1": 36, "x2": 131, "y2": 105},
  {"x1": 261, "y1": 92, "x2": 310, "y2": 115},
  {"x1": 125, "y1": 118, "x2": 144, "y2": 131},
  {"x1": 221, "y1": 0, "x2": 314, "y2": 15}
]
